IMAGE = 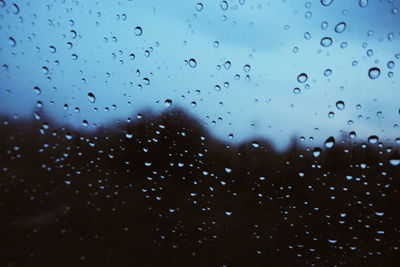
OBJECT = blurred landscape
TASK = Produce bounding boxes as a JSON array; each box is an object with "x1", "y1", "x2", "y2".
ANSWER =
[{"x1": 0, "y1": 108, "x2": 399, "y2": 266}]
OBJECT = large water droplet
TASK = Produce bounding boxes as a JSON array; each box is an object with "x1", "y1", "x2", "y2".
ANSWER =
[
  {"x1": 321, "y1": 0, "x2": 334, "y2": 6},
  {"x1": 297, "y1": 73, "x2": 308, "y2": 83},
  {"x1": 312, "y1": 147, "x2": 322, "y2": 158},
  {"x1": 134, "y1": 26, "x2": 143, "y2": 36},
  {"x1": 87, "y1": 92, "x2": 96, "y2": 103},
  {"x1": 195, "y1": 3, "x2": 203, "y2": 11},
  {"x1": 188, "y1": 58, "x2": 197, "y2": 68},
  {"x1": 334, "y1": 22, "x2": 346, "y2": 33},
  {"x1": 336, "y1": 101, "x2": 345, "y2": 110},
  {"x1": 368, "y1": 67, "x2": 380, "y2": 79},
  {"x1": 320, "y1": 37, "x2": 333, "y2": 47},
  {"x1": 164, "y1": 99, "x2": 172, "y2": 108},
  {"x1": 324, "y1": 136, "x2": 335, "y2": 148},
  {"x1": 8, "y1": 37, "x2": 16, "y2": 47},
  {"x1": 367, "y1": 135, "x2": 379, "y2": 144},
  {"x1": 389, "y1": 151, "x2": 400, "y2": 166},
  {"x1": 359, "y1": 0, "x2": 368, "y2": 8}
]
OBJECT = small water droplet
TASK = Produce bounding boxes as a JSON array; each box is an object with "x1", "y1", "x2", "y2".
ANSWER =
[
  {"x1": 164, "y1": 99, "x2": 172, "y2": 108},
  {"x1": 33, "y1": 86, "x2": 41, "y2": 95},
  {"x1": 8, "y1": 37, "x2": 16, "y2": 47},
  {"x1": 359, "y1": 0, "x2": 368, "y2": 8},
  {"x1": 368, "y1": 67, "x2": 380, "y2": 79},
  {"x1": 252, "y1": 141, "x2": 260, "y2": 148},
  {"x1": 195, "y1": 3, "x2": 203, "y2": 11},
  {"x1": 389, "y1": 151, "x2": 400, "y2": 166},
  {"x1": 367, "y1": 135, "x2": 379, "y2": 144},
  {"x1": 220, "y1": 1, "x2": 228, "y2": 10},
  {"x1": 324, "y1": 69, "x2": 332, "y2": 77},
  {"x1": 335, "y1": 22, "x2": 346, "y2": 33},
  {"x1": 312, "y1": 147, "x2": 322, "y2": 158},
  {"x1": 297, "y1": 73, "x2": 308, "y2": 83},
  {"x1": 324, "y1": 136, "x2": 335, "y2": 148},
  {"x1": 87, "y1": 92, "x2": 96, "y2": 103},
  {"x1": 336, "y1": 101, "x2": 345, "y2": 110},
  {"x1": 134, "y1": 26, "x2": 143, "y2": 36},
  {"x1": 320, "y1": 37, "x2": 333, "y2": 47},
  {"x1": 321, "y1": 0, "x2": 334, "y2": 6},
  {"x1": 188, "y1": 58, "x2": 197, "y2": 68}
]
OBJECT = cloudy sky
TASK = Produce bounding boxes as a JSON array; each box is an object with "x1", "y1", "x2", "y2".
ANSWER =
[{"x1": 1, "y1": 0, "x2": 399, "y2": 150}]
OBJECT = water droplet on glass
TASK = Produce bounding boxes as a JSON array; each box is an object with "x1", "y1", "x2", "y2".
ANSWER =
[
  {"x1": 324, "y1": 136, "x2": 335, "y2": 148},
  {"x1": 320, "y1": 37, "x2": 333, "y2": 47},
  {"x1": 297, "y1": 73, "x2": 308, "y2": 83},
  {"x1": 324, "y1": 69, "x2": 332, "y2": 77},
  {"x1": 164, "y1": 99, "x2": 172, "y2": 108},
  {"x1": 321, "y1": 0, "x2": 334, "y2": 6},
  {"x1": 252, "y1": 142, "x2": 260, "y2": 148},
  {"x1": 8, "y1": 37, "x2": 16, "y2": 47},
  {"x1": 12, "y1": 3, "x2": 19, "y2": 15},
  {"x1": 389, "y1": 151, "x2": 400, "y2": 166},
  {"x1": 368, "y1": 67, "x2": 380, "y2": 79},
  {"x1": 367, "y1": 135, "x2": 379, "y2": 144},
  {"x1": 359, "y1": 0, "x2": 368, "y2": 8},
  {"x1": 87, "y1": 92, "x2": 96, "y2": 103},
  {"x1": 220, "y1": 1, "x2": 228, "y2": 10},
  {"x1": 336, "y1": 101, "x2": 345, "y2": 110},
  {"x1": 33, "y1": 86, "x2": 41, "y2": 95},
  {"x1": 195, "y1": 3, "x2": 203, "y2": 11},
  {"x1": 334, "y1": 22, "x2": 346, "y2": 33},
  {"x1": 134, "y1": 26, "x2": 143, "y2": 36},
  {"x1": 188, "y1": 58, "x2": 197, "y2": 68},
  {"x1": 312, "y1": 147, "x2": 322, "y2": 158}
]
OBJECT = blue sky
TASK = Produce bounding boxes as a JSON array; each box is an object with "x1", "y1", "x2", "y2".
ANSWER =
[{"x1": 1, "y1": 0, "x2": 399, "y2": 150}]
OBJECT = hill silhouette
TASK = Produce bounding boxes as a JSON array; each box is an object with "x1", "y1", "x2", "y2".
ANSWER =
[{"x1": 0, "y1": 108, "x2": 399, "y2": 267}]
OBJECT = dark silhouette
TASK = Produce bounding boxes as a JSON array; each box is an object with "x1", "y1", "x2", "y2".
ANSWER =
[{"x1": 0, "y1": 109, "x2": 399, "y2": 266}]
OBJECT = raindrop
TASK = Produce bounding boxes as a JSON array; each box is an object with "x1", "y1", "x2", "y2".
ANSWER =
[
  {"x1": 297, "y1": 73, "x2": 308, "y2": 83},
  {"x1": 195, "y1": 3, "x2": 203, "y2": 11},
  {"x1": 220, "y1": 1, "x2": 228, "y2": 10},
  {"x1": 312, "y1": 147, "x2": 321, "y2": 158},
  {"x1": 336, "y1": 101, "x2": 345, "y2": 110},
  {"x1": 349, "y1": 131, "x2": 356, "y2": 139},
  {"x1": 321, "y1": 0, "x2": 334, "y2": 6},
  {"x1": 12, "y1": 3, "x2": 20, "y2": 15},
  {"x1": 368, "y1": 67, "x2": 380, "y2": 79},
  {"x1": 134, "y1": 26, "x2": 143, "y2": 36},
  {"x1": 8, "y1": 37, "x2": 16, "y2": 47},
  {"x1": 87, "y1": 92, "x2": 96, "y2": 103},
  {"x1": 335, "y1": 22, "x2": 346, "y2": 33},
  {"x1": 359, "y1": 0, "x2": 368, "y2": 8},
  {"x1": 324, "y1": 136, "x2": 335, "y2": 148},
  {"x1": 252, "y1": 142, "x2": 260, "y2": 148},
  {"x1": 33, "y1": 86, "x2": 41, "y2": 95},
  {"x1": 164, "y1": 99, "x2": 172, "y2": 108},
  {"x1": 49, "y1": 46, "x2": 56, "y2": 53},
  {"x1": 389, "y1": 151, "x2": 400, "y2": 166},
  {"x1": 324, "y1": 69, "x2": 332, "y2": 77},
  {"x1": 320, "y1": 37, "x2": 333, "y2": 47},
  {"x1": 387, "y1": 61, "x2": 395, "y2": 69},
  {"x1": 293, "y1": 87, "x2": 301, "y2": 94},
  {"x1": 367, "y1": 135, "x2": 379, "y2": 144},
  {"x1": 188, "y1": 58, "x2": 197, "y2": 68}
]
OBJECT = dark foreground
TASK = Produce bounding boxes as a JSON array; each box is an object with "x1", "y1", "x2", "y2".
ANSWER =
[{"x1": 0, "y1": 109, "x2": 399, "y2": 266}]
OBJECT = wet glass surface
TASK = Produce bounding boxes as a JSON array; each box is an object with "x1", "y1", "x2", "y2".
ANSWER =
[{"x1": 1, "y1": 0, "x2": 400, "y2": 266}]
